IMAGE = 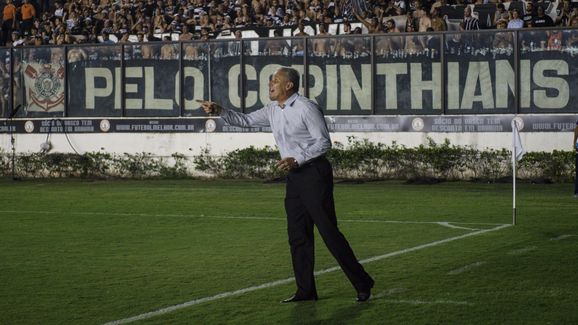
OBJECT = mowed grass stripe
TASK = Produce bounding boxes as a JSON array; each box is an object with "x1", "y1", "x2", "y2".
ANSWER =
[
  {"x1": 103, "y1": 224, "x2": 510, "y2": 325},
  {"x1": 1, "y1": 180, "x2": 577, "y2": 324}
]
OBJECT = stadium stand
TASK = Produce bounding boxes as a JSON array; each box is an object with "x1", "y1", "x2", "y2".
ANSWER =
[{"x1": 0, "y1": 0, "x2": 574, "y2": 47}]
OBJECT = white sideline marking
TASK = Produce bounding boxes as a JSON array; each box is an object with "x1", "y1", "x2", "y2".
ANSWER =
[
  {"x1": 0, "y1": 210, "x2": 496, "y2": 228},
  {"x1": 381, "y1": 299, "x2": 472, "y2": 306},
  {"x1": 436, "y1": 222, "x2": 480, "y2": 231},
  {"x1": 550, "y1": 234, "x2": 577, "y2": 241},
  {"x1": 102, "y1": 224, "x2": 511, "y2": 325},
  {"x1": 447, "y1": 261, "x2": 487, "y2": 275},
  {"x1": 371, "y1": 288, "x2": 408, "y2": 299},
  {"x1": 507, "y1": 246, "x2": 537, "y2": 255}
]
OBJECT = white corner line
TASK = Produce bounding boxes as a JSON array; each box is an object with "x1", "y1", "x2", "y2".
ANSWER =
[
  {"x1": 436, "y1": 222, "x2": 480, "y2": 231},
  {"x1": 102, "y1": 223, "x2": 511, "y2": 325}
]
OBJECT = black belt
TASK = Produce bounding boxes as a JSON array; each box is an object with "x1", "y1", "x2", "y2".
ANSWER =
[{"x1": 298, "y1": 155, "x2": 326, "y2": 169}]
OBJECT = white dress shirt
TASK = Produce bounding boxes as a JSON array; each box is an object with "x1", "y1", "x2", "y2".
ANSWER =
[{"x1": 219, "y1": 92, "x2": 331, "y2": 166}]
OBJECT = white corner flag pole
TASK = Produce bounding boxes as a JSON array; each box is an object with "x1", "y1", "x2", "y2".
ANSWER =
[
  {"x1": 512, "y1": 130, "x2": 517, "y2": 226},
  {"x1": 511, "y1": 119, "x2": 525, "y2": 226}
]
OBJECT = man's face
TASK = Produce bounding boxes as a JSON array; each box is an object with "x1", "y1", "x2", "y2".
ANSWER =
[
  {"x1": 464, "y1": 6, "x2": 471, "y2": 17},
  {"x1": 269, "y1": 70, "x2": 292, "y2": 103}
]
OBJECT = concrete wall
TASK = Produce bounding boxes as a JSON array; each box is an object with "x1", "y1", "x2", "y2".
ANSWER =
[{"x1": 1, "y1": 131, "x2": 573, "y2": 157}]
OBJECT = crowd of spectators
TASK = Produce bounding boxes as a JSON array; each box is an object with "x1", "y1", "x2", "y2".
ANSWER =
[{"x1": 0, "y1": 0, "x2": 577, "y2": 48}]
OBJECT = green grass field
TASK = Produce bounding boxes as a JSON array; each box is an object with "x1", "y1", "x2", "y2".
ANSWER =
[{"x1": 1, "y1": 179, "x2": 577, "y2": 325}]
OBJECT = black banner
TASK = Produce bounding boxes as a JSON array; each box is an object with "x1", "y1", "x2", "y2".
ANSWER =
[
  {"x1": 2, "y1": 115, "x2": 575, "y2": 134},
  {"x1": 3, "y1": 31, "x2": 578, "y2": 120}
]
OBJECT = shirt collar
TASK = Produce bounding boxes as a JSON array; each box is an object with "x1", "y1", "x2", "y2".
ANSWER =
[{"x1": 277, "y1": 92, "x2": 298, "y2": 109}]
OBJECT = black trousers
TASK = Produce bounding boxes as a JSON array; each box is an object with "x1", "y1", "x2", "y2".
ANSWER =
[
  {"x1": 1, "y1": 20, "x2": 14, "y2": 46},
  {"x1": 285, "y1": 156, "x2": 373, "y2": 297}
]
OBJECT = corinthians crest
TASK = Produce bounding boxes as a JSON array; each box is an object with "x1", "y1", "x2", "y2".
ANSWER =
[{"x1": 24, "y1": 63, "x2": 65, "y2": 112}]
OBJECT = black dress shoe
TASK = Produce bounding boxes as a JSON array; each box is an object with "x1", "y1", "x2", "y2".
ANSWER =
[
  {"x1": 356, "y1": 279, "x2": 374, "y2": 302},
  {"x1": 356, "y1": 290, "x2": 371, "y2": 302},
  {"x1": 281, "y1": 294, "x2": 318, "y2": 303}
]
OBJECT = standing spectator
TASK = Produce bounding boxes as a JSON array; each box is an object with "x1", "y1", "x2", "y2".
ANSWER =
[
  {"x1": 160, "y1": 35, "x2": 178, "y2": 59},
  {"x1": 430, "y1": 6, "x2": 447, "y2": 31},
  {"x1": 228, "y1": 30, "x2": 242, "y2": 56},
  {"x1": 354, "y1": 11, "x2": 381, "y2": 33},
  {"x1": 555, "y1": 0, "x2": 572, "y2": 26},
  {"x1": 2, "y1": 0, "x2": 17, "y2": 46},
  {"x1": 100, "y1": 31, "x2": 115, "y2": 44},
  {"x1": 20, "y1": 0, "x2": 37, "y2": 36},
  {"x1": 463, "y1": 6, "x2": 479, "y2": 30},
  {"x1": 311, "y1": 23, "x2": 330, "y2": 56},
  {"x1": 430, "y1": 0, "x2": 445, "y2": 16},
  {"x1": 179, "y1": 24, "x2": 194, "y2": 40}
]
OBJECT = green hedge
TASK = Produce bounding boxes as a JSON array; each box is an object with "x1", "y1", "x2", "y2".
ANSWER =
[
  {"x1": 194, "y1": 137, "x2": 575, "y2": 182},
  {"x1": 1, "y1": 138, "x2": 575, "y2": 182}
]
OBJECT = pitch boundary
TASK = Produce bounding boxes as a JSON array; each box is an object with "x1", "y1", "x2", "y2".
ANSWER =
[{"x1": 0, "y1": 210, "x2": 503, "y2": 230}]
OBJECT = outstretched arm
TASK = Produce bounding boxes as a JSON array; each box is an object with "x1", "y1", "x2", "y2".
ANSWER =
[{"x1": 197, "y1": 100, "x2": 270, "y2": 128}]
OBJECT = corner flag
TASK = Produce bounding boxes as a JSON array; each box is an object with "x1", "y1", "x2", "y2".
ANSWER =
[
  {"x1": 511, "y1": 119, "x2": 524, "y2": 226},
  {"x1": 512, "y1": 120, "x2": 525, "y2": 162}
]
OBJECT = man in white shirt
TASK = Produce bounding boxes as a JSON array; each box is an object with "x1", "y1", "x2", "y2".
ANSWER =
[{"x1": 198, "y1": 67, "x2": 375, "y2": 302}]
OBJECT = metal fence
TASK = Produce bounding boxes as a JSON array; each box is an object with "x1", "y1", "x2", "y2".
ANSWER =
[{"x1": 1, "y1": 27, "x2": 578, "y2": 119}]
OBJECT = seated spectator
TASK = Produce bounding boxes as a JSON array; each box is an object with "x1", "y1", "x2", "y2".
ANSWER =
[
  {"x1": 507, "y1": 9, "x2": 524, "y2": 29},
  {"x1": 11, "y1": 31, "x2": 26, "y2": 47},
  {"x1": 494, "y1": 4, "x2": 509, "y2": 27},
  {"x1": 523, "y1": 2, "x2": 534, "y2": 28},
  {"x1": 532, "y1": 5, "x2": 554, "y2": 28}
]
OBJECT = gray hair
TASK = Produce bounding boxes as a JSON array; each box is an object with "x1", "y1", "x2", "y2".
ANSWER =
[{"x1": 278, "y1": 66, "x2": 300, "y2": 92}]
